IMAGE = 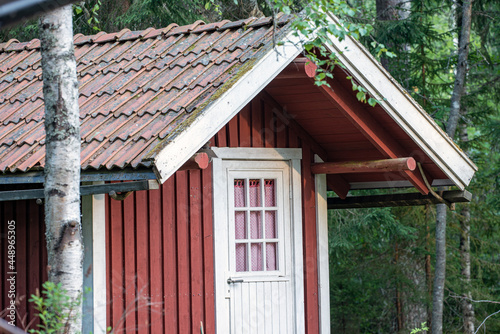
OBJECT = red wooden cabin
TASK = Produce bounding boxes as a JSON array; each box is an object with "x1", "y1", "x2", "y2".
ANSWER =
[{"x1": 0, "y1": 14, "x2": 476, "y2": 333}]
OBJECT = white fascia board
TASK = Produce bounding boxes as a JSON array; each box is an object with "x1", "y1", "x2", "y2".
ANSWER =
[
  {"x1": 322, "y1": 14, "x2": 477, "y2": 190},
  {"x1": 153, "y1": 31, "x2": 304, "y2": 184},
  {"x1": 211, "y1": 147, "x2": 302, "y2": 160}
]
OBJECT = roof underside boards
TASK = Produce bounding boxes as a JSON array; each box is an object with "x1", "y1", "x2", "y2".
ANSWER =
[
  {"x1": 321, "y1": 14, "x2": 477, "y2": 190},
  {"x1": 267, "y1": 65, "x2": 444, "y2": 192},
  {"x1": 0, "y1": 15, "x2": 293, "y2": 174}
]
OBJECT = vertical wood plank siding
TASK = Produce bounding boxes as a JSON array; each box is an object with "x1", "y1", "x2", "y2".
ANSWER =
[
  {"x1": 0, "y1": 103, "x2": 319, "y2": 333},
  {"x1": 0, "y1": 199, "x2": 47, "y2": 329},
  {"x1": 106, "y1": 168, "x2": 215, "y2": 334},
  {"x1": 106, "y1": 93, "x2": 320, "y2": 333}
]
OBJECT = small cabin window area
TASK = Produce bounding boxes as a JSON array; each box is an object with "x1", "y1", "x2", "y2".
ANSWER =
[{"x1": 233, "y1": 178, "x2": 279, "y2": 272}]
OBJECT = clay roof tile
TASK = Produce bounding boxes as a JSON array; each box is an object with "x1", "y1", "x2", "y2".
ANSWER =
[
  {"x1": 93, "y1": 32, "x2": 118, "y2": 43},
  {"x1": 1, "y1": 39, "x2": 20, "y2": 51},
  {"x1": 0, "y1": 15, "x2": 290, "y2": 173}
]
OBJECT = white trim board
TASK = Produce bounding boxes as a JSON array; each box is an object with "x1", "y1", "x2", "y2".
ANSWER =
[
  {"x1": 212, "y1": 147, "x2": 302, "y2": 160},
  {"x1": 322, "y1": 14, "x2": 476, "y2": 190},
  {"x1": 315, "y1": 155, "x2": 330, "y2": 334},
  {"x1": 82, "y1": 184, "x2": 107, "y2": 334},
  {"x1": 153, "y1": 30, "x2": 304, "y2": 184}
]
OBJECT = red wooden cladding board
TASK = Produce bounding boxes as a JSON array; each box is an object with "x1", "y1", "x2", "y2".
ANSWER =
[
  {"x1": 149, "y1": 188, "x2": 163, "y2": 334},
  {"x1": 110, "y1": 196, "x2": 124, "y2": 332},
  {"x1": 162, "y1": 176, "x2": 178, "y2": 331},
  {"x1": 189, "y1": 171, "x2": 204, "y2": 333},
  {"x1": 123, "y1": 194, "x2": 137, "y2": 332},
  {"x1": 176, "y1": 171, "x2": 191, "y2": 333},
  {"x1": 16, "y1": 201, "x2": 27, "y2": 327},
  {"x1": 239, "y1": 105, "x2": 251, "y2": 147},
  {"x1": 202, "y1": 166, "x2": 215, "y2": 332},
  {"x1": 135, "y1": 190, "x2": 150, "y2": 334},
  {"x1": 301, "y1": 143, "x2": 320, "y2": 334},
  {"x1": 0, "y1": 200, "x2": 46, "y2": 330}
]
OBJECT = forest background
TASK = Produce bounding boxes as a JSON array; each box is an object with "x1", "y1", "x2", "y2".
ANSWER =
[{"x1": 1, "y1": 0, "x2": 498, "y2": 333}]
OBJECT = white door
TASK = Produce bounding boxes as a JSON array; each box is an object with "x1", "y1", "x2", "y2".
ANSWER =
[{"x1": 213, "y1": 155, "x2": 304, "y2": 334}]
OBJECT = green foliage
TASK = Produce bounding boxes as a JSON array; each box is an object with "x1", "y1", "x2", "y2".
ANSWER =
[
  {"x1": 74, "y1": 0, "x2": 103, "y2": 34},
  {"x1": 28, "y1": 281, "x2": 81, "y2": 334},
  {"x1": 328, "y1": 0, "x2": 500, "y2": 332},
  {"x1": 410, "y1": 322, "x2": 429, "y2": 334},
  {"x1": 329, "y1": 203, "x2": 427, "y2": 333}
]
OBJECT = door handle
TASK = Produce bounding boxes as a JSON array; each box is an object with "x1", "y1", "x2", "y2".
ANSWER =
[{"x1": 227, "y1": 277, "x2": 244, "y2": 284}]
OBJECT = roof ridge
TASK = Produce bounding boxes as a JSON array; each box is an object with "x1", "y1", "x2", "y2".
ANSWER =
[{"x1": 0, "y1": 14, "x2": 294, "y2": 52}]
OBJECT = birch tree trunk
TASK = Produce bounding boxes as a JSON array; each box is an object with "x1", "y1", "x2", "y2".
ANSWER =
[
  {"x1": 39, "y1": 5, "x2": 83, "y2": 333},
  {"x1": 431, "y1": 0, "x2": 473, "y2": 333}
]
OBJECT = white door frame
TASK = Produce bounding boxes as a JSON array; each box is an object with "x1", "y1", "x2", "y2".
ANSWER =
[{"x1": 212, "y1": 148, "x2": 305, "y2": 333}]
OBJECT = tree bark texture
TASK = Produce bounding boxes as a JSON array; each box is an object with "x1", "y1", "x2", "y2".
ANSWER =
[
  {"x1": 376, "y1": 0, "x2": 411, "y2": 71},
  {"x1": 39, "y1": 5, "x2": 82, "y2": 333},
  {"x1": 431, "y1": 203, "x2": 447, "y2": 334},
  {"x1": 432, "y1": 1, "x2": 473, "y2": 333},
  {"x1": 459, "y1": 118, "x2": 475, "y2": 334},
  {"x1": 446, "y1": 0, "x2": 473, "y2": 138},
  {"x1": 460, "y1": 204, "x2": 475, "y2": 334}
]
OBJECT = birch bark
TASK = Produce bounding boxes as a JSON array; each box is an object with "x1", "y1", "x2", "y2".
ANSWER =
[{"x1": 39, "y1": 5, "x2": 82, "y2": 333}]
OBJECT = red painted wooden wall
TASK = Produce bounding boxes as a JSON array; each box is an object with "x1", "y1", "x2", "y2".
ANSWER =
[
  {"x1": 0, "y1": 198, "x2": 47, "y2": 330},
  {"x1": 106, "y1": 92, "x2": 320, "y2": 333},
  {"x1": 105, "y1": 167, "x2": 215, "y2": 334},
  {"x1": 0, "y1": 91, "x2": 321, "y2": 333}
]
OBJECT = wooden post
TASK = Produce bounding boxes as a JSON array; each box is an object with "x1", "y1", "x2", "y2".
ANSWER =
[{"x1": 311, "y1": 157, "x2": 416, "y2": 174}]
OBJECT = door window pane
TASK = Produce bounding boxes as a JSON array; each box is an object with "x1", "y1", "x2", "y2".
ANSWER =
[
  {"x1": 264, "y1": 179, "x2": 275, "y2": 206},
  {"x1": 265, "y1": 211, "x2": 276, "y2": 238},
  {"x1": 235, "y1": 243, "x2": 247, "y2": 272},
  {"x1": 249, "y1": 179, "x2": 261, "y2": 207},
  {"x1": 250, "y1": 211, "x2": 262, "y2": 239},
  {"x1": 234, "y1": 179, "x2": 245, "y2": 207},
  {"x1": 251, "y1": 243, "x2": 263, "y2": 271},
  {"x1": 266, "y1": 243, "x2": 277, "y2": 271},
  {"x1": 235, "y1": 211, "x2": 246, "y2": 239}
]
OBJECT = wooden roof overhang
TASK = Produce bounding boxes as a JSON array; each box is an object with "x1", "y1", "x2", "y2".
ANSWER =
[{"x1": 266, "y1": 57, "x2": 475, "y2": 206}]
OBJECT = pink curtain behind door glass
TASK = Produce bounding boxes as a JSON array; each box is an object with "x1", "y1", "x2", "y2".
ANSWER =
[{"x1": 234, "y1": 179, "x2": 277, "y2": 272}]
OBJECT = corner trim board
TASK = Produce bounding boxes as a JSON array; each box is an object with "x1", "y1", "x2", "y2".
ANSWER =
[{"x1": 314, "y1": 155, "x2": 330, "y2": 334}]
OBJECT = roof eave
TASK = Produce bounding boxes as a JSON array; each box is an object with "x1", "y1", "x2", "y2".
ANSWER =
[
  {"x1": 152, "y1": 29, "x2": 304, "y2": 183},
  {"x1": 323, "y1": 14, "x2": 477, "y2": 191}
]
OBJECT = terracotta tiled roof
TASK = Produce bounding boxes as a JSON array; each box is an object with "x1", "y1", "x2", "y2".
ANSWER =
[{"x1": 0, "y1": 14, "x2": 293, "y2": 173}]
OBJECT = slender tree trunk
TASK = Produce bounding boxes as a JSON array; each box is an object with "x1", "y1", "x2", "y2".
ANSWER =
[
  {"x1": 425, "y1": 205, "x2": 433, "y2": 328},
  {"x1": 39, "y1": 5, "x2": 83, "y2": 333},
  {"x1": 446, "y1": 0, "x2": 473, "y2": 137},
  {"x1": 431, "y1": 0, "x2": 473, "y2": 333},
  {"x1": 459, "y1": 115, "x2": 475, "y2": 334},
  {"x1": 432, "y1": 203, "x2": 447, "y2": 334},
  {"x1": 376, "y1": 0, "x2": 411, "y2": 72},
  {"x1": 460, "y1": 203, "x2": 475, "y2": 334}
]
